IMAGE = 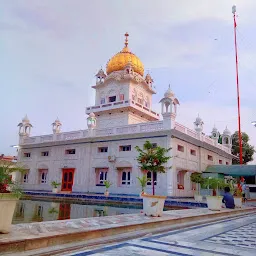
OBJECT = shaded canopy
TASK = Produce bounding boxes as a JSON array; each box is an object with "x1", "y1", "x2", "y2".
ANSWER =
[{"x1": 204, "y1": 165, "x2": 256, "y2": 177}]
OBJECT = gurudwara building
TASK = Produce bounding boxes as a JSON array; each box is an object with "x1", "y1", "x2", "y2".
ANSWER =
[{"x1": 16, "y1": 33, "x2": 234, "y2": 197}]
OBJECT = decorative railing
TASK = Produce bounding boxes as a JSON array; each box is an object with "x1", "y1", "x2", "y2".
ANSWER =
[
  {"x1": 20, "y1": 120, "x2": 230, "y2": 153},
  {"x1": 86, "y1": 100, "x2": 160, "y2": 118},
  {"x1": 173, "y1": 122, "x2": 230, "y2": 153},
  {"x1": 40, "y1": 135, "x2": 53, "y2": 142},
  {"x1": 62, "y1": 131, "x2": 82, "y2": 140}
]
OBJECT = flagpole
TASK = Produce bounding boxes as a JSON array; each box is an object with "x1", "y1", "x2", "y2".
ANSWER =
[{"x1": 232, "y1": 5, "x2": 243, "y2": 165}]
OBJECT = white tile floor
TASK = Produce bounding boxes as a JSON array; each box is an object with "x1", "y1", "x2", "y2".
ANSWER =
[{"x1": 66, "y1": 213, "x2": 256, "y2": 256}]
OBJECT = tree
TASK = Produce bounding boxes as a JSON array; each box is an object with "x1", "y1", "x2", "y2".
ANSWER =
[
  {"x1": 135, "y1": 141, "x2": 171, "y2": 195},
  {"x1": 190, "y1": 173, "x2": 205, "y2": 195},
  {"x1": 231, "y1": 131, "x2": 255, "y2": 164},
  {"x1": 0, "y1": 160, "x2": 25, "y2": 197}
]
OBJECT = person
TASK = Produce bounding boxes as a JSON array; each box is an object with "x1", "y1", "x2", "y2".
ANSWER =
[
  {"x1": 242, "y1": 182, "x2": 247, "y2": 203},
  {"x1": 222, "y1": 187, "x2": 235, "y2": 209}
]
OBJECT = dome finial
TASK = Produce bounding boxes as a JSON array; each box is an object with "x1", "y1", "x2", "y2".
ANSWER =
[
  {"x1": 106, "y1": 33, "x2": 144, "y2": 76},
  {"x1": 124, "y1": 32, "x2": 129, "y2": 47}
]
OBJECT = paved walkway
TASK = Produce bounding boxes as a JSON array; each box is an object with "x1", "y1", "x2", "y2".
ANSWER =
[{"x1": 64, "y1": 213, "x2": 256, "y2": 256}]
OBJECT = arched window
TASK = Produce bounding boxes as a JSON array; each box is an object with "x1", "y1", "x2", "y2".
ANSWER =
[
  {"x1": 147, "y1": 172, "x2": 157, "y2": 186},
  {"x1": 138, "y1": 92, "x2": 143, "y2": 105},
  {"x1": 119, "y1": 89, "x2": 125, "y2": 101},
  {"x1": 121, "y1": 169, "x2": 131, "y2": 185},
  {"x1": 100, "y1": 92, "x2": 105, "y2": 104},
  {"x1": 38, "y1": 167, "x2": 48, "y2": 184},
  {"x1": 165, "y1": 102, "x2": 171, "y2": 113},
  {"x1": 23, "y1": 172, "x2": 29, "y2": 183}
]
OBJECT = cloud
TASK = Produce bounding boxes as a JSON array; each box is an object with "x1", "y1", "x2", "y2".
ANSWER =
[
  {"x1": 8, "y1": 2, "x2": 73, "y2": 39},
  {"x1": 0, "y1": 0, "x2": 255, "y2": 164}
]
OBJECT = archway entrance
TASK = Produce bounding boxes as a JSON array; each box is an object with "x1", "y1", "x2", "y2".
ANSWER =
[{"x1": 61, "y1": 168, "x2": 75, "y2": 192}]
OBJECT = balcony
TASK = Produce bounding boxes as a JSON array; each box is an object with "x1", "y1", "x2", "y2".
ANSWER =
[{"x1": 86, "y1": 100, "x2": 160, "y2": 120}]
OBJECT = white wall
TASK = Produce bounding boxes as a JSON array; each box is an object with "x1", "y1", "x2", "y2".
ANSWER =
[{"x1": 18, "y1": 132, "x2": 232, "y2": 197}]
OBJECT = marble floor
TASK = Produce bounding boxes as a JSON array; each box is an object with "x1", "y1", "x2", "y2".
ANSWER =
[{"x1": 65, "y1": 213, "x2": 256, "y2": 256}]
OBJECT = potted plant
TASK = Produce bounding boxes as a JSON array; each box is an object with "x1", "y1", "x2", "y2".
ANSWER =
[
  {"x1": 190, "y1": 172, "x2": 205, "y2": 202},
  {"x1": 103, "y1": 180, "x2": 112, "y2": 197},
  {"x1": 137, "y1": 175, "x2": 148, "y2": 197},
  {"x1": 51, "y1": 181, "x2": 61, "y2": 193},
  {"x1": 205, "y1": 177, "x2": 225, "y2": 211},
  {"x1": 233, "y1": 186, "x2": 243, "y2": 208},
  {"x1": 0, "y1": 160, "x2": 25, "y2": 233},
  {"x1": 135, "y1": 141, "x2": 171, "y2": 217}
]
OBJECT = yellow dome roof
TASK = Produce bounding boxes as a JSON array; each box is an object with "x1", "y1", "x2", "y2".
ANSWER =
[{"x1": 106, "y1": 33, "x2": 144, "y2": 76}]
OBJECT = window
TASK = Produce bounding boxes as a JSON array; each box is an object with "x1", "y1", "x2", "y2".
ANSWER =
[
  {"x1": 132, "y1": 95, "x2": 136, "y2": 101},
  {"x1": 100, "y1": 98, "x2": 105, "y2": 104},
  {"x1": 219, "y1": 160, "x2": 223, "y2": 164},
  {"x1": 138, "y1": 98, "x2": 143, "y2": 104},
  {"x1": 152, "y1": 143, "x2": 157, "y2": 148},
  {"x1": 147, "y1": 172, "x2": 157, "y2": 186},
  {"x1": 119, "y1": 94, "x2": 124, "y2": 101},
  {"x1": 39, "y1": 170, "x2": 48, "y2": 184},
  {"x1": 24, "y1": 153, "x2": 31, "y2": 158},
  {"x1": 190, "y1": 149, "x2": 196, "y2": 156},
  {"x1": 109, "y1": 96, "x2": 116, "y2": 102},
  {"x1": 23, "y1": 173, "x2": 28, "y2": 183},
  {"x1": 37, "y1": 205, "x2": 43, "y2": 218},
  {"x1": 119, "y1": 145, "x2": 131, "y2": 151},
  {"x1": 177, "y1": 145, "x2": 184, "y2": 152},
  {"x1": 121, "y1": 170, "x2": 131, "y2": 185},
  {"x1": 65, "y1": 149, "x2": 76, "y2": 154},
  {"x1": 98, "y1": 147, "x2": 108, "y2": 153},
  {"x1": 208, "y1": 155, "x2": 213, "y2": 161},
  {"x1": 41, "y1": 151, "x2": 49, "y2": 157},
  {"x1": 226, "y1": 162, "x2": 229, "y2": 165},
  {"x1": 96, "y1": 168, "x2": 108, "y2": 185}
]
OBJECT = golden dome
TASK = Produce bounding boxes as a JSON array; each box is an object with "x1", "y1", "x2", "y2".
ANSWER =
[{"x1": 106, "y1": 33, "x2": 144, "y2": 76}]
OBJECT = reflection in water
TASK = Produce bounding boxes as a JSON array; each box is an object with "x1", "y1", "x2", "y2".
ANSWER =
[
  {"x1": 12, "y1": 199, "x2": 142, "y2": 224},
  {"x1": 58, "y1": 203, "x2": 71, "y2": 220}
]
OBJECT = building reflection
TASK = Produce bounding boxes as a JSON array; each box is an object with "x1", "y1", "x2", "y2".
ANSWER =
[{"x1": 58, "y1": 203, "x2": 71, "y2": 220}]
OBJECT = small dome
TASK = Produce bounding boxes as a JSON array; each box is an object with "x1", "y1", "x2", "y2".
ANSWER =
[
  {"x1": 164, "y1": 86, "x2": 174, "y2": 98},
  {"x1": 22, "y1": 114, "x2": 29, "y2": 122},
  {"x1": 106, "y1": 33, "x2": 144, "y2": 76},
  {"x1": 223, "y1": 126, "x2": 231, "y2": 136},
  {"x1": 96, "y1": 68, "x2": 106, "y2": 78},
  {"x1": 52, "y1": 117, "x2": 61, "y2": 125},
  {"x1": 212, "y1": 126, "x2": 218, "y2": 133},
  {"x1": 145, "y1": 73, "x2": 153, "y2": 81},
  {"x1": 89, "y1": 112, "x2": 95, "y2": 118},
  {"x1": 194, "y1": 115, "x2": 203, "y2": 124}
]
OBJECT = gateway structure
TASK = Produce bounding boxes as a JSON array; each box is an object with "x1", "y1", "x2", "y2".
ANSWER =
[{"x1": 16, "y1": 34, "x2": 234, "y2": 197}]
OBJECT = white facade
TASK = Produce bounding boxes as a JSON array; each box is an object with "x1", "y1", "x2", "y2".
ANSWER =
[{"x1": 16, "y1": 34, "x2": 234, "y2": 197}]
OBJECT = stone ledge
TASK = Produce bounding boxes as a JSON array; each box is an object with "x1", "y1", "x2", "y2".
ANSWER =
[{"x1": 0, "y1": 207, "x2": 255, "y2": 254}]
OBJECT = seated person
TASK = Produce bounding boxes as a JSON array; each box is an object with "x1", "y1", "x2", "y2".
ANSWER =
[{"x1": 222, "y1": 187, "x2": 235, "y2": 209}]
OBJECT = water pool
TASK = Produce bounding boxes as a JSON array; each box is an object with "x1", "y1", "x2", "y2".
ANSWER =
[{"x1": 12, "y1": 199, "x2": 143, "y2": 224}]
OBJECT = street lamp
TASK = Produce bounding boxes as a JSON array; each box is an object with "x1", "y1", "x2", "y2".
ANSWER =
[{"x1": 252, "y1": 121, "x2": 256, "y2": 127}]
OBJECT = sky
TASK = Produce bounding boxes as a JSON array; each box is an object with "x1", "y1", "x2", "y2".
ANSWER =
[{"x1": 0, "y1": 0, "x2": 255, "y2": 163}]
